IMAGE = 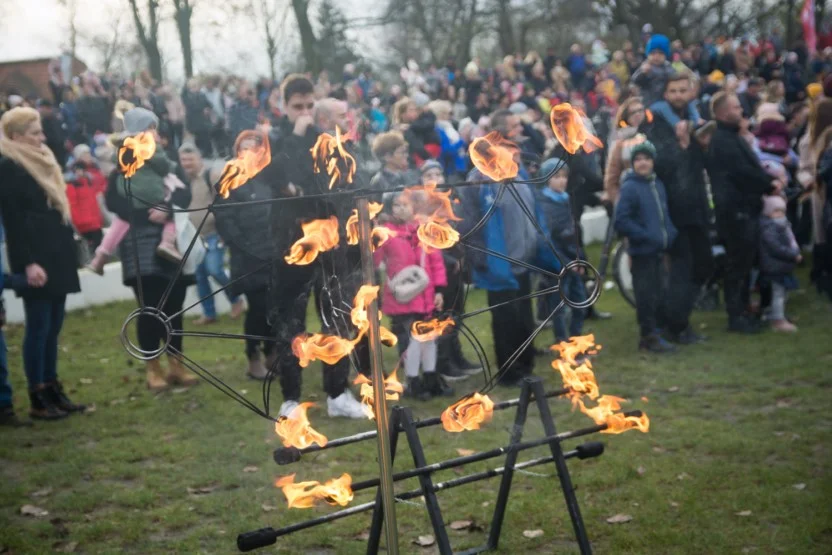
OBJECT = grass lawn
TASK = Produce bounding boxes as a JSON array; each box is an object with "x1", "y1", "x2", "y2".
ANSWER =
[{"x1": 1, "y1": 261, "x2": 831, "y2": 554}]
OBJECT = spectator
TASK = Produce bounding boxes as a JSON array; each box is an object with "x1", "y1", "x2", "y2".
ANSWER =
[
  {"x1": 76, "y1": 74, "x2": 112, "y2": 143},
  {"x1": 759, "y1": 195, "x2": 802, "y2": 331},
  {"x1": 66, "y1": 158, "x2": 105, "y2": 255},
  {"x1": 370, "y1": 131, "x2": 419, "y2": 202},
  {"x1": 227, "y1": 82, "x2": 260, "y2": 142},
  {"x1": 707, "y1": 92, "x2": 783, "y2": 333},
  {"x1": 739, "y1": 77, "x2": 764, "y2": 119},
  {"x1": 632, "y1": 34, "x2": 678, "y2": 107},
  {"x1": 183, "y1": 78, "x2": 214, "y2": 158},
  {"x1": 608, "y1": 50, "x2": 631, "y2": 87},
  {"x1": 604, "y1": 97, "x2": 646, "y2": 202},
  {"x1": 613, "y1": 140, "x2": 678, "y2": 352},
  {"x1": 428, "y1": 100, "x2": 467, "y2": 178},
  {"x1": 0, "y1": 107, "x2": 85, "y2": 420},
  {"x1": 37, "y1": 100, "x2": 66, "y2": 167},
  {"x1": 313, "y1": 98, "x2": 349, "y2": 135}
]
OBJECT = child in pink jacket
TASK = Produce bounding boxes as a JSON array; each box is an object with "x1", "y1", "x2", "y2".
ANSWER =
[{"x1": 374, "y1": 192, "x2": 452, "y2": 400}]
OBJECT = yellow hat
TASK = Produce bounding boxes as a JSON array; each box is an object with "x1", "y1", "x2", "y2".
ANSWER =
[
  {"x1": 807, "y1": 82, "x2": 823, "y2": 99},
  {"x1": 708, "y1": 70, "x2": 725, "y2": 84}
]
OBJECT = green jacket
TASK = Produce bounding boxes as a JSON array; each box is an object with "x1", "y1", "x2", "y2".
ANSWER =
[{"x1": 116, "y1": 150, "x2": 176, "y2": 208}]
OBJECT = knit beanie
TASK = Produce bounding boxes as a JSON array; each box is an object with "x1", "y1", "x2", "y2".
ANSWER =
[
  {"x1": 73, "y1": 143, "x2": 91, "y2": 160},
  {"x1": 539, "y1": 157, "x2": 568, "y2": 178},
  {"x1": 420, "y1": 159, "x2": 443, "y2": 175},
  {"x1": 646, "y1": 34, "x2": 671, "y2": 59},
  {"x1": 762, "y1": 194, "x2": 786, "y2": 217},
  {"x1": 123, "y1": 107, "x2": 159, "y2": 136},
  {"x1": 630, "y1": 140, "x2": 657, "y2": 164}
]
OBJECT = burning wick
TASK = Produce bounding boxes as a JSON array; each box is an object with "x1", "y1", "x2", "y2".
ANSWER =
[
  {"x1": 346, "y1": 202, "x2": 384, "y2": 245},
  {"x1": 441, "y1": 393, "x2": 495, "y2": 433},
  {"x1": 274, "y1": 402, "x2": 328, "y2": 449},
  {"x1": 549, "y1": 103, "x2": 603, "y2": 155},
  {"x1": 217, "y1": 129, "x2": 271, "y2": 198},
  {"x1": 575, "y1": 395, "x2": 650, "y2": 434},
  {"x1": 353, "y1": 369, "x2": 404, "y2": 420},
  {"x1": 411, "y1": 317, "x2": 455, "y2": 342},
  {"x1": 469, "y1": 131, "x2": 519, "y2": 181},
  {"x1": 310, "y1": 126, "x2": 357, "y2": 189},
  {"x1": 275, "y1": 473, "x2": 354, "y2": 509},
  {"x1": 550, "y1": 334, "x2": 602, "y2": 366},
  {"x1": 284, "y1": 216, "x2": 340, "y2": 265},
  {"x1": 409, "y1": 182, "x2": 462, "y2": 251},
  {"x1": 118, "y1": 131, "x2": 156, "y2": 178}
]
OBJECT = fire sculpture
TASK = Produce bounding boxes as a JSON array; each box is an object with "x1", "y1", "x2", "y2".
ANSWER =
[
  {"x1": 274, "y1": 402, "x2": 328, "y2": 449},
  {"x1": 411, "y1": 318, "x2": 455, "y2": 342},
  {"x1": 118, "y1": 131, "x2": 156, "y2": 178},
  {"x1": 469, "y1": 131, "x2": 519, "y2": 181},
  {"x1": 217, "y1": 129, "x2": 271, "y2": 198},
  {"x1": 549, "y1": 103, "x2": 603, "y2": 155},
  {"x1": 284, "y1": 216, "x2": 340, "y2": 265},
  {"x1": 346, "y1": 202, "x2": 384, "y2": 245},
  {"x1": 275, "y1": 473, "x2": 354, "y2": 509},
  {"x1": 409, "y1": 182, "x2": 462, "y2": 251},
  {"x1": 575, "y1": 395, "x2": 650, "y2": 434},
  {"x1": 310, "y1": 126, "x2": 357, "y2": 189},
  {"x1": 354, "y1": 369, "x2": 404, "y2": 419},
  {"x1": 441, "y1": 393, "x2": 495, "y2": 432}
]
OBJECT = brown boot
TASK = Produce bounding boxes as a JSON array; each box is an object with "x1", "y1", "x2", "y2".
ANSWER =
[
  {"x1": 246, "y1": 353, "x2": 268, "y2": 380},
  {"x1": 167, "y1": 355, "x2": 199, "y2": 387},
  {"x1": 146, "y1": 358, "x2": 169, "y2": 391}
]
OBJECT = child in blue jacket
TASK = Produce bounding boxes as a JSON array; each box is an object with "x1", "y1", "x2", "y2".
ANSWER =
[{"x1": 614, "y1": 140, "x2": 678, "y2": 353}]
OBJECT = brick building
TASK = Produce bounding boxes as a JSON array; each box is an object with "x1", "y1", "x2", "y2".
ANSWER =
[{"x1": 0, "y1": 56, "x2": 87, "y2": 100}]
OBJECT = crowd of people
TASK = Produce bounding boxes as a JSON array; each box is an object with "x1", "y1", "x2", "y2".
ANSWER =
[{"x1": 1, "y1": 26, "x2": 831, "y2": 426}]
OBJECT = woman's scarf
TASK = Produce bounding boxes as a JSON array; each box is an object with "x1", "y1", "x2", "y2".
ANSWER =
[{"x1": 0, "y1": 136, "x2": 71, "y2": 223}]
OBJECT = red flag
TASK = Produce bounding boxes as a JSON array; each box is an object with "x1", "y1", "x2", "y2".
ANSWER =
[{"x1": 802, "y1": 0, "x2": 817, "y2": 55}]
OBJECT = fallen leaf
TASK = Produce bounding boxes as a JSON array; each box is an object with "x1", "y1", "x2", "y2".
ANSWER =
[
  {"x1": 83, "y1": 404, "x2": 97, "y2": 414},
  {"x1": 261, "y1": 503, "x2": 276, "y2": 512},
  {"x1": 652, "y1": 446, "x2": 665, "y2": 453},
  {"x1": 735, "y1": 510, "x2": 752, "y2": 517},
  {"x1": 481, "y1": 501, "x2": 491, "y2": 508},
  {"x1": 450, "y1": 520, "x2": 472, "y2": 530},
  {"x1": 172, "y1": 387, "x2": 189, "y2": 394},
  {"x1": 352, "y1": 530, "x2": 370, "y2": 541},
  {"x1": 79, "y1": 378, "x2": 93, "y2": 385},
  {"x1": 523, "y1": 529, "x2": 544, "y2": 538},
  {"x1": 456, "y1": 448, "x2": 476, "y2": 456},
  {"x1": 776, "y1": 400, "x2": 790, "y2": 408},
  {"x1": 668, "y1": 386, "x2": 679, "y2": 392},
  {"x1": 21, "y1": 504, "x2": 49, "y2": 517},
  {"x1": 670, "y1": 501, "x2": 679, "y2": 507},
  {"x1": 793, "y1": 483, "x2": 806, "y2": 490},
  {"x1": 636, "y1": 466, "x2": 646, "y2": 476},
  {"x1": 99, "y1": 358, "x2": 109, "y2": 364},
  {"x1": 606, "y1": 514, "x2": 633, "y2": 524},
  {"x1": 640, "y1": 396, "x2": 649, "y2": 402},
  {"x1": 413, "y1": 535, "x2": 435, "y2": 547},
  {"x1": 243, "y1": 465, "x2": 259, "y2": 473},
  {"x1": 31, "y1": 487, "x2": 53, "y2": 498},
  {"x1": 121, "y1": 375, "x2": 131, "y2": 383},
  {"x1": 53, "y1": 541, "x2": 79, "y2": 553},
  {"x1": 187, "y1": 485, "x2": 217, "y2": 495},
  {"x1": 677, "y1": 472, "x2": 690, "y2": 481}
]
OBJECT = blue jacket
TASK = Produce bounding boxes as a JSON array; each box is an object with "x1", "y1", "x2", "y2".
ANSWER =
[
  {"x1": 437, "y1": 126, "x2": 467, "y2": 176},
  {"x1": 614, "y1": 171, "x2": 677, "y2": 256},
  {"x1": 458, "y1": 169, "x2": 561, "y2": 291},
  {"x1": 536, "y1": 187, "x2": 580, "y2": 261}
]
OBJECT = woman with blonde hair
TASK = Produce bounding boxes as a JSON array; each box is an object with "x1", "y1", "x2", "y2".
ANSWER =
[
  {"x1": 0, "y1": 107, "x2": 85, "y2": 420},
  {"x1": 603, "y1": 97, "x2": 647, "y2": 202}
]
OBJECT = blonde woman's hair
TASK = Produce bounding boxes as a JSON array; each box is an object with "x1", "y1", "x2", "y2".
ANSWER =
[
  {"x1": 427, "y1": 100, "x2": 452, "y2": 120},
  {"x1": 1, "y1": 106, "x2": 39, "y2": 139},
  {"x1": 392, "y1": 97, "x2": 414, "y2": 126}
]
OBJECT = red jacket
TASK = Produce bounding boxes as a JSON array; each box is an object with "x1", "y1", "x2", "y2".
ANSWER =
[{"x1": 66, "y1": 175, "x2": 103, "y2": 234}]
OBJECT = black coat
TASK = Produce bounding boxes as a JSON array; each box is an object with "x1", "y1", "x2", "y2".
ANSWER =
[
  {"x1": 707, "y1": 121, "x2": 776, "y2": 219},
  {"x1": 642, "y1": 113, "x2": 710, "y2": 228},
  {"x1": 0, "y1": 157, "x2": 80, "y2": 300}
]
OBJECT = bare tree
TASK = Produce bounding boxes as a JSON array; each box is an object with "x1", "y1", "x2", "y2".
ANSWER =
[
  {"x1": 84, "y1": 12, "x2": 129, "y2": 73},
  {"x1": 291, "y1": 0, "x2": 321, "y2": 73},
  {"x1": 172, "y1": 0, "x2": 195, "y2": 78},
  {"x1": 58, "y1": 0, "x2": 80, "y2": 59},
  {"x1": 127, "y1": 0, "x2": 164, "y2": 82}
]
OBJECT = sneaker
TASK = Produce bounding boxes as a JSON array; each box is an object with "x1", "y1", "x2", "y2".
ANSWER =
[
  {"x1": 85, "y1": 251, "x2": 108, "y2": 276},
  {"x1": 770, "y1": 319, "x2": 798, "y2": 333},
  {"x1": 278, "y1": 400, "x2": 299, "y2": 419},
  {"x1": 0, "y1": 406, "x2": 33, "y2": 427},
  {"x1": 404, "y1": 376, "x2": 431, "y2": 401},
  {"x1": 230, "y1": 298, "x2": 246, "y2": 320},
  {"x1": 668, "y1": 327, "x2": 708, "y2": 345},
  {"x1": 439, "y1": 364, "x2": 469, "y2": 382},
  {"x1": 423, "y1": 372, "x2": 454, "y2": 397},
  {"x1": 638, "y1": 334, "x2": 677, "y2": 354},
  {"x1": 327, "y1": 391, "x2": 369, "y2": 419}
]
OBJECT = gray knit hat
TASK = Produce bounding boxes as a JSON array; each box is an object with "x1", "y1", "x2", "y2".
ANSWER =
[
  {"x1": 539, "y1": 157, "x2": 568, "y2": 179},
  {"x1": 420, "y1": 159, "x2": 443, "y2": 175},
  {"x1": 123, "y1": 107, "x2": 159, "y2": 136}
]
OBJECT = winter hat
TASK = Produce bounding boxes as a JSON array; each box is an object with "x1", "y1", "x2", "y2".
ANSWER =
[
  {"x1": 539, "y1": 157, "x2": 568, "y2": 178},
  {"x1": 411, "y1": 91, "x2": 430, "y2": 109},
  {"x1": 762, "y1": 194, "x2": 786, "y2": 217},
  {"x1": 123, "y1": 107, "x2": 159, "y2": 136},
  {"x1": 707, "y1": 70, "x2": 726, "y2": 85},
  {"x1": 420, "y1": 160, "x2": 443, "y2": 175},
  {"x1": 73, "y1": 144, "x2": 91, "y2": 160},
  {"x1": 807, "y1": 82, "x2": 823, "y2": 99},
  {"x1": 509, "y1": 102, "x2": 528, "y2": 115},
  {"x1": 630, "y1": 140, "x2": 657, "y2": 163},
  {"x1": 8, "y1": 94, "x2": 23, "y2": 108},
  {"x1": 646, "y1": 34, "x2": 671, "y2": 59}
]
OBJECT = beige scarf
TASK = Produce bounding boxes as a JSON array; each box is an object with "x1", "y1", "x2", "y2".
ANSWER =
[{"x1": 0, "y1": 136, "x2": 71, "y2": 223}]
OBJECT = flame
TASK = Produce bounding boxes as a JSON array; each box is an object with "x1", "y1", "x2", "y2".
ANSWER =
[
  {"x1": 645, "y1": 109, "x2": 654, "y2": 123},
  {"x1": 575, "y1": 395, "x2": 650, "y2": 434},
  {"x1": 550, "y1": 334, "x2": 601, "y2": 366},
  {"x1": 553, "y1": 359, "x2": 600, "y2": 405},
  {"x1": 353, "y1": 368, "x2": 404, "y2": 419},
  {"x1": 469, "y1": 131, "x2": 519, "y2": 181},
  {"x1": 310, "y1": 126, "x2": 356, "y2": 189},
  {"x1": 292, "y1": 333, "x2": 357, "y2": 368},
  {"x1": 371, "y1": 226, "x2": 396, "y2": 250},
  {"x1": 275, "y1": 473, "x2": 354, "y2": 509},
  {"x1": 408, "y1": 182, "x2": 462, "y2": 251},
  {"x1": 411, "y1": 318, "x2": 455, "y2": 342},
  {"x1": 550, "y1": 103, "x2": 603, "y2": 154},
  {"x1": 284, "y1": 216, "x2": 340, "y2": 265},
  {"x1": 441, "y1": 393, "x2": 495, "y2": 432},
  {"x1": 217, "y1": 130, "x2": 271, "y2": 198},
  {"x1": 380, "y1": 325, "x2": 398, "y2": 347},
  {"x1": 350, "y1": 285, "x2": 378, "y2": 332},
  {"x1": 273, "y1": 401, "x2": 328, "y2": 449},
  {"x1": 346, "y1": 202, "x2": 384, "y2": 245},
  {"x1": 118, "y1": 132, "x2": 156, "y2": 178}
]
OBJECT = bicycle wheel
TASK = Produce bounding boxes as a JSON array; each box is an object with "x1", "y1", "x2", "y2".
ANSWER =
[{"x1": 612, "y1": 241, "x2": 636, "y2": 308}]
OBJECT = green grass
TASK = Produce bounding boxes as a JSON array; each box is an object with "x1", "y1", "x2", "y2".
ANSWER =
[{"x1": 1, "y1": 261, "x2": 831, "y2": 554}]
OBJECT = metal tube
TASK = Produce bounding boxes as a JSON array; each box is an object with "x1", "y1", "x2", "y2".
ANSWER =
[
  {"x1": 356, "y1": 197, "x2": 398, "y2": 555},
  {"x1": 273, "y1": 388, "x2": 571, "y2": 465},
  {"x1": 237, "y1": 442, "x2": 604, "y2": 552}
]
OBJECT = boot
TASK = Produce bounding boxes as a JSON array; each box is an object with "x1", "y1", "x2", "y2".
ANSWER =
[
  {"x1": 423, "y1": 372, "x2": 455, "y2": 397},
  {"x1": 246, "y1": 352, "x2": 269, "y2": 380},
  {"x1": 450, "y1": 335, "x2": 483, "y2": 375},
  {"x1": 638, "y1": 334, "x2": 677, "y2": 354},
  {"x1": 156, "y1": 230, "x2": 183, "y2": 263},
  {"x1": 146, "y1": 358, "x2": 169, "y2": 391},
  {"x1": 28, "y1": 386, "x2": 69, "y2": 420},
  {"x1": 85, "y1": 249, "x2": 108, "y2": 276},
  {"x1": 403, "y1": 376, "x2": 431, "y2": 401},
  {"x1": 167, "y1": 355, "x2": 199, "y2": 387},
  {"x1": 45, "y1": 381, "x2": 86, "y2": 413},
  {"x1": 0, "y1": 406, "x2": 33, "y2": 427}
]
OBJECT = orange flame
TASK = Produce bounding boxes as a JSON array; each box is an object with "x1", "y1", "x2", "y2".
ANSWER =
[
  {"x1": 292, "y1": 333, "x2": 357, "y2": 368},
  {"x1": 275, "y1": 473, "x2": 354, "y2": 509},
  {"x1": 310, "y1": 126, "x2": 356, "y2": 189},
  {"x1": 346, "y1": 202, "x2": 384, "y2": 245},
  {"x1": 550, "y1": 103, "x2": 603, "y2": 154},
  {"x1": 575, "y1": 395, "x2": 650, "y2": 434},
  {"x1": 371, "y1": 226, "x2": 396, "y2": 250},
  {"x1": 118, "y1": 131, "x2": 156, "y2": 178},
  {"x1": 441, "y1": 393, "x2": 495, "y2": 432},
  {"x1": 408, "y1": 182, "x2": 462, "y2": 251},
  {"x1": 350, "y1": 285, "x2": 379, "y2": 333},
  {"x1": 353, "y1": 368, "x2": 404, "y2": 419},
  {"x1": 469, "y1": 131, "x2": 519, "y2": 181},
  {"x1": 550, "y1": 334, "x2": 601, "y2": 366},
  {"x1": 380, "y1": 325, "x2": 398, "y2": 347},
  {"x1": 284, "y1": 216, "x2": 340, "y2": 265},
  {"x1": 645, "y1": 109, "x2": 654, "y2": 123},
  {"x1": 273, "y1": 401, "x2": 328, "y2": 449},
  {"x1": 217, "y1": 130, "x2": 272, "y2": 198},
  {"x1": 553, "y1": 359, "x2": 600, "y2": 405},
  {"x1": 411, "y1": 318, "x2": 455, "y2": 342}
]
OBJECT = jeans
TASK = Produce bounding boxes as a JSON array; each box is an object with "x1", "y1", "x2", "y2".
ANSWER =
[
  {"x1": 631, "y1": 254, "x2": 664, "y2": 338},
  {"x1": 195, "y1": 234, "x2": 239, "y2": 319},
  {"x1": 0, "y1": 330, "x2": 10, "y2": 407},
  {"x1": 544, "y1": 272, "x2": 587, "y2": 342},
  {"x1": 23, "y1": 297, "x2": 67, "y2": 389}
]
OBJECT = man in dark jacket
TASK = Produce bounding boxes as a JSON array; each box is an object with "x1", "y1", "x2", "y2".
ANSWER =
[
  {"x1": 76, "y1": 76, "x2": 111, "y2": 144},
  {"x1": 738, "y1": 78, "x2": 763, "y2": 119},
  {"x1": 707, "y1": 92, "x2": 783, "y2": 333},
  {"x1": 227, "y1": 83, "x2": 261, "y2": 143},
  {"x1": 641, "y1": 74, "x2": 712, "y2": 344}
]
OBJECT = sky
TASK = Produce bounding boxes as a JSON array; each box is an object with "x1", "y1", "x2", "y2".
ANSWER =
[{"x1": 0, "y1": 0, "x2": 383, "y2": 81}]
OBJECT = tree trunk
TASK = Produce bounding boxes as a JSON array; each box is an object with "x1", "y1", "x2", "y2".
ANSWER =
[
  {"x1": 173, "y1": 0, "x2": 194, "y2": 78},
  {"x1": 291, "y1": 0, "x2": 320, "y2": 73},
  {"x1": 455, "y1": 0, "x2": 478, "y2": 68},
  {"x1": 496, "y1": 0, "x2": 515, "y2": 55},
  {"x1": 127, "y1": 0, "x2": 164, "y2": 82},
  {"x1": 146, "y1": 43, "x2": 164, "y2": 83}
]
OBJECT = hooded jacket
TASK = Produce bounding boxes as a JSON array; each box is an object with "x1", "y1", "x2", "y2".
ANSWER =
[{"x1": 614, "y1": 170, "x2": 678, "y2": 256}]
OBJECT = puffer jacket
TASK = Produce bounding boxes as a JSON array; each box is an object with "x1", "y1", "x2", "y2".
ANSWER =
[
  {"x1": 614, "y1": 171, "x2": 678, "y2": 256},
  {"x1": 373, "y1": 221, "x2": 446, "y2": 315},
  {"x1": 66, "y1": 174, "x2": 103, "y2": 234},
  {"x1": 759, "y1": 217, "x2": 800, "y2": 277}
]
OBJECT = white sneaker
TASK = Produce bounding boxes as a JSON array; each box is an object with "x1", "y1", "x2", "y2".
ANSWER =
[
  {"x1": 278, "y1": 400, "x2": 299, "y2": 419},
  {"x1": 327, "y1": 391, "x2": 369, "y2": 419}
]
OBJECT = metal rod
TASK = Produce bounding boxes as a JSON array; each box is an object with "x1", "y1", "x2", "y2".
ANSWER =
[
  {"x1": 460, "y1": 284, "x2": 560, "y2": 320},
  {"x1": 356, "y1": 196, "x2": 398, "y2": 555},
  {"x1": 236, "y1": 442, "x2": 604, "y2": 552},
  {"x1": 273, "y1": 388, "x2": 571, "y2": 465},
  {"x1": 460, "y1": 240, "x2": 561, "y2": 279}
]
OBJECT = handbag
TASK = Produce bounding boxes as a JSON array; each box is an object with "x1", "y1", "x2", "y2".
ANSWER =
[
  {"x1": 388, "y1": 249, "x2": 429, "y2": 304},
  {"x1": 172, "y1": 205, "x2": 206, "y2": 275}
]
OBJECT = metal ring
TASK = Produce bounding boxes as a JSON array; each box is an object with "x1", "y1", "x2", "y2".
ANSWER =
[
  {"x1": 559, "y1": 259, "x2": 602, "y2": 310},
  {"x1": 120, "y1": 307, "x2": 172, "y2": 361}
]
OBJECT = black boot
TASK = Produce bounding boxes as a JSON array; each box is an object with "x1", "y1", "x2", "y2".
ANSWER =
[
  {"x1": 0, "y1": 406, "x2": 33, "y2": 427},
  {"x1": 423, "y1": 372, "x2": 455, "y2": 397},
  {"x1": 404, "y1": 376, "x2": 431, "y2": 401},
  {"x1": 46, "y1": 381, "x2": 87, "y2": 413},
  {"x1": 638, "y1": 334, "x2": 677, "y2": 354},
  {"x1": 29, "y1": 387, "x2": 69, "y2": 421}
]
